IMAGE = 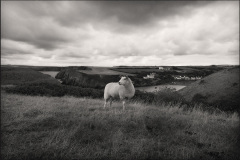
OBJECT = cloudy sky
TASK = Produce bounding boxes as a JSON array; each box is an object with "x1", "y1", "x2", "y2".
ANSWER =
[{"x1": 1, "y1": 1, "x2": 239, "y2": 66}]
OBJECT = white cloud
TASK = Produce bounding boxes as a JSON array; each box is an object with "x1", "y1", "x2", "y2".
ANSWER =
[{"x1": 1, "y1": 1, "x2": 239, "y2": 66}]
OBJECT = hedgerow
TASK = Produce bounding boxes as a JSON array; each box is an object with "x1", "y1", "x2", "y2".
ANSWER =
[
  {"x1": 4, "y1": 82, "x2": 104, "y2": 99},
  {"x1": 4, "y1": 82, "x2": 185, "y2": 106},
  {"x1": 4, "y1": 82, "x2": 237, "y2": 112},
  {"x1": 131, "y1": 89, "x2": 185, "y2": 105}
]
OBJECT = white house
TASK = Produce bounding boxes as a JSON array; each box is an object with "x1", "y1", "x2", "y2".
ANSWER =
[
  {"x1": 164, "y1": 67, "x2": 172, "y2": 70},
  {"x1": 159, "y1": 66, "x2": 172, "y2": 70},
  {"x1": 143, "y1": 73, "x2": 156, "y2": 79},
  {"x1": 159, "y1": 67, "x2": 164, "y2": 70},
  {"x1": 173, "y1": 75, "x2": 202, "y2": 81},
  {"x1": 191, "y1": 77, "x2": 196, "y2": 80}
]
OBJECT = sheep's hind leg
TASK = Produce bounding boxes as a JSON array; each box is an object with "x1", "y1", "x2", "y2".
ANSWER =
[{"x1": 109, "y1": 97, "x2": 113, "y2": 108}]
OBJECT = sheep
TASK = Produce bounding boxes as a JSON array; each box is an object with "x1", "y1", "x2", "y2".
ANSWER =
[{"x1": 104, "y1": 75, "x2": 135, "y2": 110}]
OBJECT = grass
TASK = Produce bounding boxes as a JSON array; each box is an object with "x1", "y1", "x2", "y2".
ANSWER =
[
  {"x1": 77, "y1": 67, "x2": 135, "y2": 76},
  {"x1": 1, "y1": 67, "x2": 60, "y2": 85},
  {"x1": 1, "y1": 91, "x2": 239, "y2": 160},
  {"x1": 110, "y1": 68, "x2": 163, "y2": 74},
  {"x1": 179, "y1": 67, "x2": 239, "y2": 112},
  {"x1": 39, "y1": 71, "x2": 59, "y2": 78},
  {"x1": 3, "y1": 82, "x2": 186, "y2": 107}
]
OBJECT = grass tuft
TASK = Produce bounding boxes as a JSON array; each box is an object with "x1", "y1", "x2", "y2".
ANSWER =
[{"x1": 1, "y1": 91, "x2": 239, "y2": 160}]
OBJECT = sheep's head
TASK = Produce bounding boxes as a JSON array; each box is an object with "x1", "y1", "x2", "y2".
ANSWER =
[{"x1": 118, "y1": 76, "x2": 131, "y2": 86}]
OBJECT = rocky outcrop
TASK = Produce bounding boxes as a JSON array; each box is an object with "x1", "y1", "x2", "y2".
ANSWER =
[{"x1": 55, "y1": 69, "x2": 120, "y2": 89}]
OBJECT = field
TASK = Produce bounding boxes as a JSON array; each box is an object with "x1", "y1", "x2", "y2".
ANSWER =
[
  {"x1": 179, "y1": 67, "x2": 239, "y2": 111},
  {"x1": 39, "y1": 71, "x2": 59, "y2": 78},
  {"x1": 111, "y1": 65, "x2": 229, "y2": 75},
  {"x1": 111, "y1": 68, "x2": 162, "y2": 74},
  {"x1": 77, "y1": 67, "x2": 135, "y2": 76},
  {"x1": 1, "y1": 65, "x2": 240, "y2": 160},
  {"x1": 1, "y1": 67, "x2": 60, "y2": 85},
  {"x1": 1, "y1": 91, "x2": 239, "y2": 160},
  {"x1": 136, "y1": 84, "x2": 186, "y2": 92}
]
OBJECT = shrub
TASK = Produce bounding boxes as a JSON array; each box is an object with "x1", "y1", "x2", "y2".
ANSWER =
[
  {"x1": 1, "y1": 67, "x2": 59, "y2": 85},
  {"x1": 4, "y1": 82, "x2": 103, "y2": 99},
  {"x1": 4, "y1": 82, "x2": 237, "y2": 112},
  {"x1": 4, "y1": 82, "x2": 185, "y2": 106},
  {"x1": 192, "y1": 93, "x2": 208, "y2": 103},
  {"x1": 131, "y1": 89, "x2": 185, "y2": 106},
  {"x1": 199, "y1": 80, "x2": 206, "y2": 85}
]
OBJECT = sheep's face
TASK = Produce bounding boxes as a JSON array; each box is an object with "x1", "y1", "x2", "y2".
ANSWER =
[{"x1": 118, "y1": 76, "x2": 130, "y2": 86}]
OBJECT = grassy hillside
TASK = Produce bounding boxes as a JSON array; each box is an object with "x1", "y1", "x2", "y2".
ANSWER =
[
  {"x1": 1, "y1": 91, "x2": 239, "y2": 160},
  {"x1": 1, "y1": 66, "x2": 60, "y2": 85},
  {"x1": 111, "y1": 65, "x2": 227, "y2": 75},
  {"x1": 78, "y1": 66, "x2": 135, "y2": 76},
  {"x1": 178, "y1": 67, "x2": 239, "y2": 111},
  {"x1": 39, "y1": 71, "x2": 59, "y2": 78},
  {"x1": 55, "y1": 69, "x2": 136, "y2": 89}
]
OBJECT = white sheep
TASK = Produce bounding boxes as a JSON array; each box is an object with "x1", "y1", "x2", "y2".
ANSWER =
[{"x1": 104, "y1": 75, "x2": 135, "y2": 110}]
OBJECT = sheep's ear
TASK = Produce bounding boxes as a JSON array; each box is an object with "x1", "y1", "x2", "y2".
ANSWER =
[
  {"x1": 119, "y1": 75, "x2": 123, "y2": 78},
  {"x1": 125, "y1": 75, "x2": 129, "y2": 78}
]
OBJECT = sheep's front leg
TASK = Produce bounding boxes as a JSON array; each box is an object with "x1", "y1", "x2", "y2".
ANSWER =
[
  {"x1": 104, "y1": 98, "x2": 108, "y2": 109},
  {"x1": 120, "y1": 97, "x2": 128, "y2": 110}
]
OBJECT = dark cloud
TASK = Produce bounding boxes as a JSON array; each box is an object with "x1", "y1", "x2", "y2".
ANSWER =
[
  {"x1": 2, "y1": 1, "x2": 212, "y2": 33},
  {"x1": 1, "y1": 1, "x2": 238, "y2": 66},
  {"x1": 1, "y1": 22, "x2": 74, "y2": 50},
  {"x1": 39, "y1": 54, "x2": 53, "y2": 59},
  {"x1": 1, "y1": 40, "x2": 32, "y2": 56},
  {"x1": 51, "y1": 1, "x2": 213, "y2": 33},
  {"x1": 54, "y1": 52, "x2": 89, "y2": 61},
  {"x1": 63, "y1": 52, "x2": 89, "y2": 59},
  {"x1": 1, "y1": 1, "x2": 80, "y2": 50},
  {"x1": 1, "y1": 48, "x2": 31, "y2": 56}
]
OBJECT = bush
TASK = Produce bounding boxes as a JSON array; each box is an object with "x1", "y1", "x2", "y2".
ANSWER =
[
  {"x1": 192, "y1": 93, "x2": 208, "y2": 103},
  {"x1": 4, "y1": 82, "x2": 104, "y2": 99},
  {"x1": 4, "y1": 82, "x2": 186, "y2": 106},
  {"x1": 1, "y1": 67, "x2": 60, "y2": 85},
  {"x1": 5, "y1": 82, "x2": 237, "y2": 112},
  {"x1": 199, "y1": 80, "x2": 206, "y2": 85},
  {"x1": 131, "y1": 89, "x2": 185, "y2": 106}
]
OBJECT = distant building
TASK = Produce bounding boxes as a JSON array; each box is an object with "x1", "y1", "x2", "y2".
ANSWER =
[
  {"x1": 173, "y1": 75, "x2": 190, "y2": 80},
  {"x1": 191, "y1": 77, "x2": 196, "y2": 80},
  {"x1": 159, "y1": 66, "x2": 172, "y2": 70},
  {"x1": 164, "y1": 67, "x2": 172, "y2": 70},
  {"x1": 143, "y1": 73, "x2": 156, "y2": 79},
  {"x1": 173, "y1": 75, "x2": 202, "y2": 81}
]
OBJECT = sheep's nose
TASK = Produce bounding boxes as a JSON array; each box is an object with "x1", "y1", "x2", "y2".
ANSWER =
[{"x1": 118, "y1": 82, "x2": 121, "y2": 85}]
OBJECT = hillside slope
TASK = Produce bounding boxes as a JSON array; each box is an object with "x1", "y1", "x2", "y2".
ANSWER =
[
  {"x1": 78, "y1": 66, "x2": 135, "y2": 75},
  {"x1": 1, "y1": 66, "x2": 60, "y2": 85},
  {"x1": 178, "y1": 67, "x2": 239, "y2": 111},
  {"x1": 55, "y1": 69, "x2": 122, "y2": 89},
  {"x1": 1, "y1": 91, "x2": 239, "y2": 160}
]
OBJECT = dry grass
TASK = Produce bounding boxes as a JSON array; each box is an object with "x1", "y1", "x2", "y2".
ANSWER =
[{"x1": 1, "y1": 91, "x2": 239, "y2": 160}]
